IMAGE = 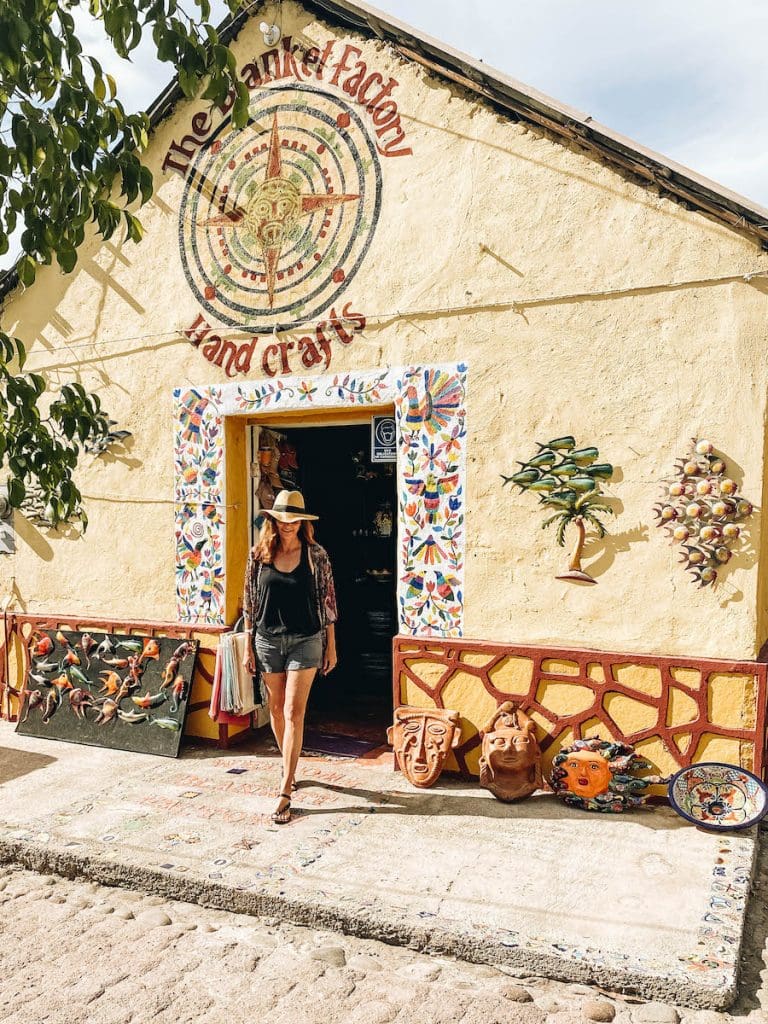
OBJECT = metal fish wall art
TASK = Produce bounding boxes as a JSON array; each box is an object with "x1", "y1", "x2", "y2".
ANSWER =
[{"x1": 504, "y1": 435, "x2": 615, "y2": 585}]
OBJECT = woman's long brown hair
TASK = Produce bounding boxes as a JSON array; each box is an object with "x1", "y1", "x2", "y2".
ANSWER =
[{"x1": 253, "y1": 516, "x2": 316, "y2": 563}]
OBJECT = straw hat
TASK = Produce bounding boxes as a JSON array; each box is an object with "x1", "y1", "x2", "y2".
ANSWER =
[{"x1": 266, "y1": 489, "x2": 319, "y2": 522}]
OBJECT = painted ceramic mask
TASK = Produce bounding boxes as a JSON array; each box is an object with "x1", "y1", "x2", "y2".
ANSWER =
[
  {"x1": 478, "y1": 702, "x2": 543, "y2": 802},
  {"x1": 550, "y1": 737, "x2": 664, "y2": 813},
  {"x1": 560, "y1": 749, "x2": 612, "y2": 800},
  {"x1": 387, "y1": 706, "x2": 462, "y2": 788}
]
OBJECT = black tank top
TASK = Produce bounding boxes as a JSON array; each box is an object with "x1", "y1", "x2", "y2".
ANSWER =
[{"x1": 256, "y1": 542, "x2": 321, "y2": 637}]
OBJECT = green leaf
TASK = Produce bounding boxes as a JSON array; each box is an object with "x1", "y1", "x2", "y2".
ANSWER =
[
  {"x1": 178, "y1": 66, "x2": 197, "y2": 98},
  {"x1": 61, "y1": 125, "x2": 80, "y2": 152},
  {"x1": 7, "y1": 477, "x2": 26, "y2": 508},
  {"x1": 556, "y1": 517, "x2": 569, "y2": 546},
  {"x1": 18, "y1": 255, "x2": 37, "y2": 287},
  {"x1": 138, "y1": 164, "x2": 153, "y2": 203},
  {"x1": 232, "y1": 82, "x2": 250, "y2": 129},
  {"x1": 57, "y1": 246, "x2": 77, "y2": 273},
  {"x1": 124, "y1": 211, "x2": 144, "y2": 243},
  {"x1": 94, "y1": 75, "x2": 106, "y2": 102},
  {"x1": 542, "y1": 513, "x2": 565, "y2": 530}
]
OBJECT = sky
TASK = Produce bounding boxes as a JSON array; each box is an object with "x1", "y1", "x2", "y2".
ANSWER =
[
  {"x1": 3, "y1": 1, "x2": 767, "y2": 272},
  {"x1": 74, "y1": 0, "x2": 768, "y2": 208}
]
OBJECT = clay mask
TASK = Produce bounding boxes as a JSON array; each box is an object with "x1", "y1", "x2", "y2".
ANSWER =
[
  {"x1": 387, "y1": 706, "x2": 462, "y2": 788},
  {"x1": 478, "y1": 703, "x2": 543, "y2": 802}
]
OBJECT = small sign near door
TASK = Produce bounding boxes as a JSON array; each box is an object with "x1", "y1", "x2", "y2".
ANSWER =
[{"x1": 371, "y1": 415, "x2": 397, "y2": 462}]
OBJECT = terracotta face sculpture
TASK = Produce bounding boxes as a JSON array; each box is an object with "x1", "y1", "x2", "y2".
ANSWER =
[
  {"x1": 550, "y1": 737, "x2": 664, "y2": 812},
  {"x1": 478, "y1": 702, "x2": 543, "y2": 802},
  {"x1": 387, "y1": 706, "x2": 462, "y2": 788}
]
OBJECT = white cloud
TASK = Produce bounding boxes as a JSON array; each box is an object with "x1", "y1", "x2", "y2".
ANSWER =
[{"x1": 383, "y1": 0, "x2": 768, "y2": 206}]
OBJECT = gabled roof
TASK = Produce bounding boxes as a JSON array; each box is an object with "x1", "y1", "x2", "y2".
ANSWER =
[{"x1": 3, "y1": 0, "x2": 767, "y2": 302}]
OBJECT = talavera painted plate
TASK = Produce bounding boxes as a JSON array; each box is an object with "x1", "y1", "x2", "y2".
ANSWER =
[{"x1": 668, "y1": 762, "x2": 768, "y2": 831}]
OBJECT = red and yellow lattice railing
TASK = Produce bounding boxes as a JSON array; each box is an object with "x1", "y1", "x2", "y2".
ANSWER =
[{"x1": 393, "y1": 636, "x2": 768, "y2": 781}]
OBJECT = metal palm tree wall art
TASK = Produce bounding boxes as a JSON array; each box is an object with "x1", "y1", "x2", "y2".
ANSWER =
[
  {"x1": 654, "y1": 439, "x2": 754, "y2": 587},
  {"x1": 504, "y1": 436, "x2": 615, "y2": 585}
]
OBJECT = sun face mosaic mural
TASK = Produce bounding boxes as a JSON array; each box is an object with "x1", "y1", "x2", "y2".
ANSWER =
[{"x1": 178, "y1": 83, "x2": 382, "y2": 331}]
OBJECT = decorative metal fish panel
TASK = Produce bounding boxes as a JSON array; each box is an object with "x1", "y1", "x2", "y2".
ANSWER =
[{"x1": 15, "y1": 628, "x2": 198, "y2": 758}]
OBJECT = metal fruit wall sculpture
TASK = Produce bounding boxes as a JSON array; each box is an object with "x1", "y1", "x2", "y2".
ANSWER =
[
  {"x1": 654, "y1": 439, "x2": 754, "y2": 588},
  {"x1": 503, "y1": 435, "x2": 615, "y2": 584}
]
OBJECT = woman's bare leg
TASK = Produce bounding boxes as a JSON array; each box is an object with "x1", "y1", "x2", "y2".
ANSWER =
[
  {"x1": 261, "y1": 672, "x2": 287, "y2": 753},
  {"x1": 280, "y1": 667, "x2": 317, "y2": 796}
]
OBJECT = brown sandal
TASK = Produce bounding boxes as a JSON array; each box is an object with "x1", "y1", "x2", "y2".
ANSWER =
[{"x1": 270, "y1": 792, "x2": 292, "y2": 825}]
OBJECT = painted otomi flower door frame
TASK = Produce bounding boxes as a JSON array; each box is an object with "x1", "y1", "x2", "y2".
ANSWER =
[{"x1": 173, "y1": 364, "x2": 468, "y2": 637}]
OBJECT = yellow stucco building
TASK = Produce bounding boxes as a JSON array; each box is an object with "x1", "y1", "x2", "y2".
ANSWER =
[{"x1": 2, "y1": 0, "x2": 768, "y2": 778}]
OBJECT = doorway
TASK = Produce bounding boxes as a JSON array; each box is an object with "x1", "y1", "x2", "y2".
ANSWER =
[{"x1": 249, "y1": 421, "x2": 396, "y2": 743}]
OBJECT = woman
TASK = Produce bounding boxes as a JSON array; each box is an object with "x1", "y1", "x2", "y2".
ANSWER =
[{"x1": 243, "y1": 489, "x2": 338, "y2": 824}]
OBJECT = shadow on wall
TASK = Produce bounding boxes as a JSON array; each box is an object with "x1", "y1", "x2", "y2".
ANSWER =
[
  {"x1": 716, "y1": 527, "x2": 759, "y2": 609},
  {"x1": 582, "y1": 521, "x2": 649, "y2": 581},
  {"x1": 13, "y1": 516, "x2": 54, "y2": 562},
  {"x1": 12, "y1": 435, "x2": 142, "y2": 561},
  {"x1": 90, "y1": 434, "x2": 141, "y2": 472}
]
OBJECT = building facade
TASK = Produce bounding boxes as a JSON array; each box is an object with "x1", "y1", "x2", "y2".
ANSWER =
[{"x1": 2, "y1": 0, "x2": 768, "y2": 778}]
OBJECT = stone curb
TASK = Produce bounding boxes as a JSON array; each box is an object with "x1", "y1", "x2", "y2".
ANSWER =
[{"x1": 0, "y1": 836, "x2": 741, "y2": 1010}]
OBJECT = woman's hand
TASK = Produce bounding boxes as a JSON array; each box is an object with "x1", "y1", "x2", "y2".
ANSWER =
[
  {"x1": 243, "y1": 645, "x2": 256, "y2": 674},
  {"x1": 322, "y1": 644, "x2": 337, "y2": 676}
]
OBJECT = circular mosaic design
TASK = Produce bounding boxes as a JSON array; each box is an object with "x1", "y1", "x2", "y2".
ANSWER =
[
  {"x1": 178, "y1": 84, "x2": 382, "y2": 329},
  {"x1": 668, "y1": 762, "x2": 768, "y2": 831}
]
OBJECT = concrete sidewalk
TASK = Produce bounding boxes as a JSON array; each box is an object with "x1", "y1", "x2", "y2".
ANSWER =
[{"x1": 0, "y1": 721, "x2": 756, "y2": 1009}]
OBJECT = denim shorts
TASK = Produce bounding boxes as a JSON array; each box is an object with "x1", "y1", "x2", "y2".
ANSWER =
[{"x1": 253, "y1": 630, "x2": 323, "y2": 673}]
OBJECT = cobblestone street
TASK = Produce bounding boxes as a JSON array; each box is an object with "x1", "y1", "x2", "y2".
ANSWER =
[{"x1": 1, "y1": 828, "x2": 767, "y2": 1024}]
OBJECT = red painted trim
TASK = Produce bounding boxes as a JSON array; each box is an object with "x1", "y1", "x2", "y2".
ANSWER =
[{"x1": 10, "y1": 613, "x2": 228, "y2": 635}]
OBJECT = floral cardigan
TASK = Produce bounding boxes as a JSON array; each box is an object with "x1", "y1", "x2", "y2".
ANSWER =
[{"x1": 242, "y1": 542, "x2": 338, "y2": 639}]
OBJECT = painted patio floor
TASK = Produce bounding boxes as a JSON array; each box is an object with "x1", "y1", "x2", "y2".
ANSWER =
[{"x1": 0, "y1": 722, "x2": 755, "y2": 1009}]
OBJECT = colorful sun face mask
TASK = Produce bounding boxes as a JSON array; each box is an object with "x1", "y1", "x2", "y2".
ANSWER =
[
  {"x1": 387, "y1": 706, "x2": 462, "y2": 788},
  {"x1": 479, "y1": 702, "x2": 543, "y2": 802},
  {"x1": 550, "y1": 737, "x2": 664, "y2": 813},
  {"x1": 559, "y1": 749, "x2": 612, "y2": 800}
]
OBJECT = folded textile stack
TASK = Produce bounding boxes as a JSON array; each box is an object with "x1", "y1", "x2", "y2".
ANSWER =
[
  {"x1": 209, "y1": 631, "x2": 267, "y2": 724},
  {"x1": 221, "y1": 632, "x2": 261, "y2": 715}
]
